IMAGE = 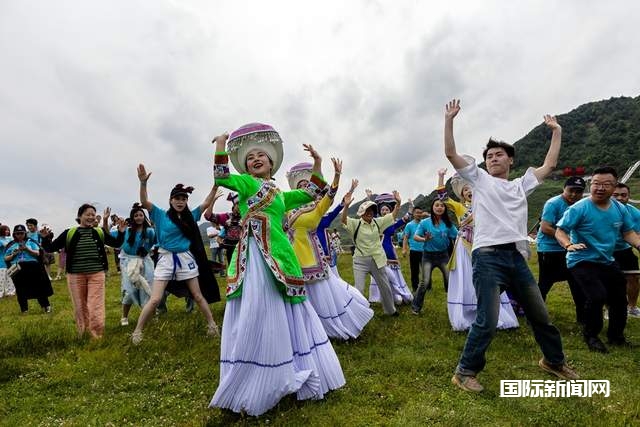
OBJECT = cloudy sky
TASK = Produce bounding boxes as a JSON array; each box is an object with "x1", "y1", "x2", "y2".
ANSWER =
[{"x1": 2, "y1": 0, "x2": 639, "y2": 233}]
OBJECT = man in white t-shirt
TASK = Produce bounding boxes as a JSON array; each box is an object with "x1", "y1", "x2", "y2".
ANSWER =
[{"x1": 443, "y1": 99, "x2": 578, "y2": 393}]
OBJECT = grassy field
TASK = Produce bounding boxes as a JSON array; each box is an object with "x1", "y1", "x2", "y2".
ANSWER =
[{"x1": 1, "y1": 250, "x2": 639, "y2": 426}]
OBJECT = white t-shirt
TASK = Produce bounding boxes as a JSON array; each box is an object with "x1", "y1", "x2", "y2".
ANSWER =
[
  {"x1": 457, "y1": 162, "x2": 540, "y2": 254},
  {"x1": 206, "y1": 226, "x2": 220, "y2": 249}
]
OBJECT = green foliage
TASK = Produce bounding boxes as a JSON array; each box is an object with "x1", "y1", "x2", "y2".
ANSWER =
[
  {"x1": 1, "y1": 252, "x2": 639, "y2": 426},
  {"x1": 513, "y1": 96, "x2": 640, "y2": 174}
]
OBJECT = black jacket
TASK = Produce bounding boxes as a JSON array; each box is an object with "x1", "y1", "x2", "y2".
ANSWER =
[{"x1": 42, "y1": 227, "x2": 124, "y2": 273}]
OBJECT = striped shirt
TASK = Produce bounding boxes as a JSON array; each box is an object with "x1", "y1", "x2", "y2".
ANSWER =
[{"x1": 68, "y1": 227, "x2": 104, "y2": 273}]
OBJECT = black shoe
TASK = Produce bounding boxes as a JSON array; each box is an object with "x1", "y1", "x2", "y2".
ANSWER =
[
  {"x1": 607, "y1": 337, "x2": 635, "y2": 348},
  {"x1": 585, "y1": 336, "x2": 609, "y2": 353},
  {"x1": 391, "y1": 311, "x2": 400, "y2": 317}
]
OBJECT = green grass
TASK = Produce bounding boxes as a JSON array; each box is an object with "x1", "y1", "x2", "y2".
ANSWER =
[{"x1": 1, "y1": 251, "x2": 639, "y2": 426}]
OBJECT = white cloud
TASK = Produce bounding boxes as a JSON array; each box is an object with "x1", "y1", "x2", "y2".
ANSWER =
[{"x1": 1, "y1": 0, "x2": 639, "y2": 232}]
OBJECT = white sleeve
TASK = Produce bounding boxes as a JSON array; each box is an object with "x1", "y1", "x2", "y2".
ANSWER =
[{"x1": 520, "y1": 167, "x2": 541, "y2": 196}]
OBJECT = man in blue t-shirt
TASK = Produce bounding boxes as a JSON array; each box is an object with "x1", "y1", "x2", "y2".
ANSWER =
[
  {"x1": 612, "y1": 183, "x2": 640, "y2": 318},
  {"x1": 556, "y1": 167, "x2": 640, "y2": 353},
  {"x1": 402, "y1": 206, "x2": 425, "y2": 292},
  {"x1": 536, "y1": 176, "x2": 586, "y2": 324}
]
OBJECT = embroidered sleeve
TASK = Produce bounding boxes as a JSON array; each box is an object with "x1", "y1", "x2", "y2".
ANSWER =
[
  {"x1": 214, "y1": 151, "x2": 230, "y2": 179},
  {"x1": 301, "y1": 172, "x2": 327, "y2": 199}
]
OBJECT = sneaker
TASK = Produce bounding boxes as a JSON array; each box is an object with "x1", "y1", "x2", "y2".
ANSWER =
[
  {"x1": 585, "y1": 336, "x2": 609, "y2": 353},
  {"x1": 603, "y1": 308, "x2": 609, "y2": 320},
  {"x1": 185, "y1": 298, "x2": 195, "y2": 313},
  {"x1": 120, "y1": 317, "x2": 129, "y2": 326},
  {"x1": 411, "y1": 310, "x2": 420, "y2": 315},
  {"x1": 628, "y1": 306, "x2": 640, "y2": 318},
  {"x1": 451, "y1": 373, "x2": 484, "y2": 392},
  {"x1": 207, "y1": 323, "x2": 220, "y2": 337},
  {"x1": 131, "y1": 331, "x2": 143, "y2": 345},
  {"x1": 538, "y1": 358, "x2": 580, "y2": 380}
]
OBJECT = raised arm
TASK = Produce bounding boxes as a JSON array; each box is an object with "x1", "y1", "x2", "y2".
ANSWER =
[
  {"x1": 341, "y1": 191, "x2": 354, "y2": 225},
  {"x1": 102, "y1": 207, "x2": 111, "y2": 231},
  {"x1": 199, "y1": 186, "x2": 223, "y2": 214},
  {"x1": 137, "y1": 164, "x2": 153, "y2": 211},
  {"x1": 437, "y1": 168, "x2": 447, "y2": 188},
  {"x1": 391, "y1": 190, "x2": 401, "y2": 219},
  {"x1": 444, "y1": 99, "x2": 471, "y2": 170},
  {"x1": 303, "y1": 144, "x2": 323, "y2": 177},
  {"x1": 533, "y1": 115, "x2": 562, "y2": 182}
]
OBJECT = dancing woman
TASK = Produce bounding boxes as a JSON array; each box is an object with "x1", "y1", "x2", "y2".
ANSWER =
[
  {"x1": 368, "y1": 193, "x2": 413, "y2": 305},
  {"x1": 286, "y1": 155, "x2": 373, "y2": 340},
  {"x1": 437, "y1": 167, "x2": 518, "y2": 331},
  {"x1": 209, "y1": 124, "x2": 344, "y2": 416},
  {"x1": 130, "y1": 167, "x2": 220, "y2": 344}
]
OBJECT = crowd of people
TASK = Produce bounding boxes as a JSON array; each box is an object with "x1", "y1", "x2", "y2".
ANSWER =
[{"x1": 2, "y1": 98, "x2": 639, "y2": 415}]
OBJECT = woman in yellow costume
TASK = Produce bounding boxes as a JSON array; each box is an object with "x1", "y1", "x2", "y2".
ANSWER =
[{"x1": 286, "y1": 152, "x2": 373, "y2": 340}]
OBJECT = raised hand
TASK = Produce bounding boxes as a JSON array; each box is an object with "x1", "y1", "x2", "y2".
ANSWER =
[
  {"x1": 348, "y1": 178, "x2": 359, "y2": 194},
  {"x1": 437, "y1": 168, "x2": 448, "y2": 177},
  {"x1": 137, "y1": 164, "x2": 152, "y2": 182},
  {"x1": 543, "y1": 115, "x2": 561, "y2": 131},
  {"x1": 331, "y1": 157, "x2": 342, "y2": 175},
  {"x1": 445, "y1": 99, "x2": 461, "y2": 120},
  {"x1": 214, "y1": 186, "x2": 224, "y2": 200},
  {"x1": 344, "y1": 192, "x2": 355, "y2": 206},
  {"x1": 365, "y1": 188, "x2": 373, "y2": 199},
  {"x1": 116, "y1": 217, "x2": 128, "y2": 232},
  {"x1": 103, "y1": 207, "x2": 111, "y2": 219},
  {"x1": 303, "y1": 144, "x2": 321, "y2": 162},
  {"x1": 392, "y1": 190, "x2": 401, "y2": 203}
]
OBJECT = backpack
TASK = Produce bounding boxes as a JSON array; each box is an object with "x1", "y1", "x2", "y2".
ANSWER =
[
  {"x1": 66, "y1": 227, "x2": 104, "y2": 249},
  {"x1": 352, "y1": 219, "x2": 380, "y2": 255}
]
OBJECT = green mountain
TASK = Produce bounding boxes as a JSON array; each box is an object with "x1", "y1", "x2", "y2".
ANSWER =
[{"x1": 513, "y1": 95, "x2": 640, "y2": 175}]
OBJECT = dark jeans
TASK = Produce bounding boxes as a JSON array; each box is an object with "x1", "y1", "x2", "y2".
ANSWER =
[
  {"x1": 537, "y1": 251, "x2": 586, "y2": 323},
  {"x1": 409, "y1": 250, "x2": 423, "y2": 291},
  {"x1": 412, "y1": 250, "x2": 449, "y2": 313},
  {"x1": 456, "y1": 245, "x2": 565, "y2": 376},
  {"x1": 569, "y1": 261, "x2": 627, "y2": 341},
  {"x1": 18, "y1": 295, "x2": 50, "y2": 312},
  {"x1": 223, "y1": 244, "x2": 237, "y2": 265}
]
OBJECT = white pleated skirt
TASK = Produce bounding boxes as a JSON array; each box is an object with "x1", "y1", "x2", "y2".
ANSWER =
[
  {"x1": 210, "y1": 238, "x2": 345, "y2": 416},
  {"x1": 369, "y1": 265, "x2": 413, "y2": 305},
  {"x1": 447, "y1": 238, "x2": 519, "y2": 331},
  {"x1": 306, "y1": 268, "x2": 373, "y2": 340}
]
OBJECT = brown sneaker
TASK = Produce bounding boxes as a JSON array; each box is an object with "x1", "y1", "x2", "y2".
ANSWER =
[
  {"x1": 452, "y1": 373, "x2": 484, "y2": 392},
  {"x1": 538, "y1": 358, "x2": 579, "y2": 380}
]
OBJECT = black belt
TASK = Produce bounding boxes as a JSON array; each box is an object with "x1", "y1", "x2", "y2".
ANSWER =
[{"x1": 487, "y1": 242, "x2": 517, "y2": 251}]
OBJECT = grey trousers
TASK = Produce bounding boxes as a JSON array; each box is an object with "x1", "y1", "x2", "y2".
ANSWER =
[{"x1": 353, "y1": 255, "x2": 397, "y2": 315}]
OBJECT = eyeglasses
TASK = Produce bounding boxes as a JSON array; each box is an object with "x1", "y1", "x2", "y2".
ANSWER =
[{"x1": 590, "y1": 182, "x2": 615, "y2": 189}]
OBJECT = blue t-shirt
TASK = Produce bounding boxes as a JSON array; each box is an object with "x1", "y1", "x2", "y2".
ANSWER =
[
  {"x1": 27, "y1": 231, "x2": 42, "y2": 244},
  {"x1": 403, "y1": 221, "x2": 423, "y2": 252},
  {"x1": 536, "y1": 194, "x2": 570, "y2": 252},
  {"x1": 614, "y1": 203, "x2": 640, "y2": 251},
  {"x1": 4, "y1": 239, "x2": 40, "y2": 264},
  {"x1": 149, "y1": 204, "x2": 202, "y2": 253},
  {"x1": 114, "y1": 228, "x2": 156, "y2": 256},
  {"x1": 415, "y1": 218, "x2": 458, "y2": 253},
  {"x1": 0, "y1": 236, "x2": 12, "y2": 268},
  {"x1": 557, "y1": 198, "x2": 635, "y2": 268}
]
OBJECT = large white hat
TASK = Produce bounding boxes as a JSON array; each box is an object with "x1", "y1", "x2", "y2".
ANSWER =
[
  {"x1": 286, "y1": 162, "x2": 313, "y2": 190},
  {"x1": 227, "y1": 123, "x2": 284, "y2": 175}
]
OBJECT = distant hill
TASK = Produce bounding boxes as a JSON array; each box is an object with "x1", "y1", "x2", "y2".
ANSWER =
[{"x1": 512, "y1": 95, "x2": 640, "y2": 176}]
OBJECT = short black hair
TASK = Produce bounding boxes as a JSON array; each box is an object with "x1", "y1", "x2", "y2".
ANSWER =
[
  {"x1": 76, "y1": 203, "x2": 97, "y2": 224},
  {"x1": 26, "y1": 218, "x2": 38, "y2": 226},
  {"x1": 592, "y1": 166, "x2": 618, "y2": 180},
  {"x1": 482, "y1": 138, "x2": 515, "y2": 160},
  {"x1": 615, "y1": 182, "x2": 629, "y2": 191}
]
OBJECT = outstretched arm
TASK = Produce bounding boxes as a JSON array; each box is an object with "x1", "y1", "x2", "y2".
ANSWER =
[
  {"x1": 444, "y1": 99, "x2": 471, "y2": 170},
  {"x1": 533, "y1": 115, "x2": 562, "y2": 182},
  {"x1": 303, "y1": 144, "x2": 323, "y2": 177},
  {"x1": 437, "y1": 168, "x2": 447, "y2": 187},
  {"x1": 341, "y1": 191, "x2": 354, "y2": 225},
  {"x1": 391, "y1": 190, "x2": 401, "y2": 219},
  {"x1": 137, "y1": 164, "x2": 153, "y2": 211},
  {"x1": 199, "y1": 186, "x2": 223, "y2": 214}
]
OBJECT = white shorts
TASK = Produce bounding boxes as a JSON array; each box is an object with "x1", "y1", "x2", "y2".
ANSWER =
[{"x1": 154, "y1": 249, "x2": 199, "y2": 281}]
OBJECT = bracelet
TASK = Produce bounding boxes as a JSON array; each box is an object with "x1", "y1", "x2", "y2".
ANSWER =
[{"x1": 565, "y1": 243, "x2": 572, "y2": 250}]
